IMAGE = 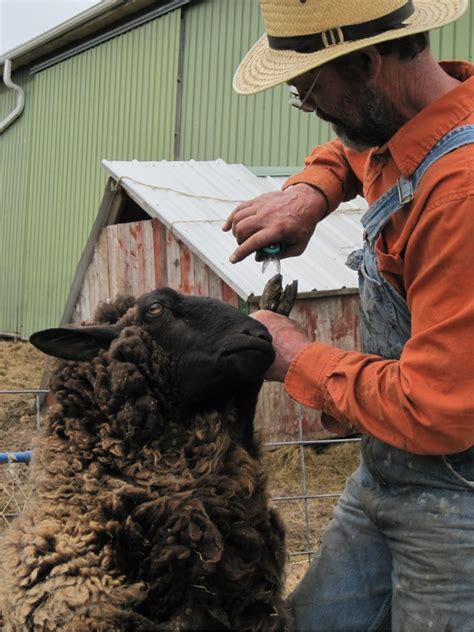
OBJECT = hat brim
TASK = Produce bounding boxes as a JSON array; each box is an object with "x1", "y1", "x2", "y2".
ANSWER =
[{"x1": 233, "y1": 0, "x2": 469, "y2": 95}]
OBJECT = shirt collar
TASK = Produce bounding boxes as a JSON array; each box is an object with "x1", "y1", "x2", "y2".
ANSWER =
[{"x1": 384, "y1": 61, "x2": 474, "y2": 177}]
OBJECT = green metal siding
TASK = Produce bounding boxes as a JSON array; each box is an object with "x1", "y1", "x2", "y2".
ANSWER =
[
  {"x1": 179, "y1": 0, "x2": 474, "y2": 165},
  {"x1": 0, "y1": 72, "x2": 33, "y2": 335},
  {"x1": 180, "y1": 0, "x2": 331, "y2": 166},
  {"x1": 0, "y1": 10, "x2": 180, "y2": 337}
]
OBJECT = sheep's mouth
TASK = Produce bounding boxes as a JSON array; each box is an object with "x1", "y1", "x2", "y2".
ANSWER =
[{"x1": 220, "y1": 334, "x2": 274, "y2": 358}]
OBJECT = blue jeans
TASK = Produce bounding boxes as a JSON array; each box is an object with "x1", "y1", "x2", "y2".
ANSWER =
[{"x1": 288, "y1": 441, "x2": 474, "y2": 631}]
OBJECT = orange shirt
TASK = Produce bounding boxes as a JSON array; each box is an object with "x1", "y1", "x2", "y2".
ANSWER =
[{"x1": 283, "y1": 61, "x2": 474, "y2": 455}]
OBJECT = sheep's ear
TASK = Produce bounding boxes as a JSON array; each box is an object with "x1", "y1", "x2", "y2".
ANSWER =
[{"x1": 30, "y1": 326, "x2": 120, "y2": 361}]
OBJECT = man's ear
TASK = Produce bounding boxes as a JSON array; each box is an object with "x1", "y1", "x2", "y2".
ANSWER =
[
  {"x1": 357, "y1": 46, "x2": 382, "y2": 80},
  {"x1": 30, "y1": 325, "x2": 121, "y2": 361},
  {"x1": 340, "y1": 47, "x2": 381, "y2": 82}
]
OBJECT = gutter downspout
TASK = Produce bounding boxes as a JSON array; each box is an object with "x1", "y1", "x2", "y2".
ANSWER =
[{"x1": 0, "y1": 59, "x2": 25, "y2": 133}]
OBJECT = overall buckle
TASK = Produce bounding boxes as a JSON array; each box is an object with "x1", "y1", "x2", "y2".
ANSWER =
[{"x1": 397, "y1": 176, "x2": 414, "y2": 205}]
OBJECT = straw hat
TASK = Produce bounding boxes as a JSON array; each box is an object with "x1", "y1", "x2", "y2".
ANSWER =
[{"x1": 234, "y1": 0, "x2": 469, "y2": 94}]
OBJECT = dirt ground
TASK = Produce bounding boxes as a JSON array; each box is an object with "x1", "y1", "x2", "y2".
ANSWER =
[{"x1": 0, "y1": 339, "x2": 360, "y2": 596}]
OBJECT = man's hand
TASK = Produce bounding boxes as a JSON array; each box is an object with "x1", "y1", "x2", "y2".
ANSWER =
[
  {"x1": 222, "y1": 183, "x2": 328, "y2": 263},
  {"x1": 251, "y1": 310, "x2": 310, "y2": 382}
]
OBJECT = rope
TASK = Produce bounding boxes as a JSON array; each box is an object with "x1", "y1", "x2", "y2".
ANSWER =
[
  {"x1": 113, "y1": 175, "x2": 247, "y2": 204},
  {"x1": 168, "y1": 218, "x2": 227, "y2": 232}
]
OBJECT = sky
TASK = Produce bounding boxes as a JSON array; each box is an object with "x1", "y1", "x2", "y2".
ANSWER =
[{"x1": 0, "y1": 0, "x2": 101, "y2": 56}]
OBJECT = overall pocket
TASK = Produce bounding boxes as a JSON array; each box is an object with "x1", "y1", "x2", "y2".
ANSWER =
[
  {"x1": 358, "y1": 261, "x2": 406, "y2": 359},
  {"x1": 442, "y1": 447, "x2": 474, "y2": 489}
]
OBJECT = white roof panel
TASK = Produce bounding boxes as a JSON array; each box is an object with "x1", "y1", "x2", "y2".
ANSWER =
[{"x1": 102, "y1": 159, "x2": 366, "y2": 300}]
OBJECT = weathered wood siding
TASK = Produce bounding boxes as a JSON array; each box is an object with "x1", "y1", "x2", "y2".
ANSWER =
[
  {"x1": 73, "y1": 218, "x2": 239, "y2": 323},
  {"x1": 74, "y1": 218, "x2": 360, "y2": 441}
]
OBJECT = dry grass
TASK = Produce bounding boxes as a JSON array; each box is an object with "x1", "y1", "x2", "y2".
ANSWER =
[
  {"x1": 0, "y1": 339, "x2": 45, "y2": 446},
  {"x1": 264, "y1": 443, "x2": 360, "y2": 594}
]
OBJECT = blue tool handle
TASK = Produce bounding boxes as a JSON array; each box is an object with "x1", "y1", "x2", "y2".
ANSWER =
[{"x1": 260, "y1": 243, "x2": 283, "y2": 257}]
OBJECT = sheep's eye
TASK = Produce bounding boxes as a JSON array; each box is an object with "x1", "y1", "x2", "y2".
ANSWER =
[{"x1": 146, "y1": 302, "x2": 164, "y2": 317}]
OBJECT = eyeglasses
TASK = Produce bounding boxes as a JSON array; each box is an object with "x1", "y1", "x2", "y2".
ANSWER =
[{"x1": 289, "y1": 68, "x2": 322, "y2": 113}]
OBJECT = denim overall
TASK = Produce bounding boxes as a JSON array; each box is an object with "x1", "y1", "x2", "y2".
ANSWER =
[{"x1": 290, "y1": 126, "x2": 474, "y2": 631}]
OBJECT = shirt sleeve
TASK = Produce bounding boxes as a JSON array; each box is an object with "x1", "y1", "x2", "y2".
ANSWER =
[
  {"x1": 285, "y1": 194, "x2": 474, "y2": 456},
  {"x1": 282, "y1": 138, "x2": 366, "y2": 212}
]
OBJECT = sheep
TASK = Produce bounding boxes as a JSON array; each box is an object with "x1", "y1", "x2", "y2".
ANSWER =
[{"x1": 0, "y1": 284, "x2": 293, "y2": 631}]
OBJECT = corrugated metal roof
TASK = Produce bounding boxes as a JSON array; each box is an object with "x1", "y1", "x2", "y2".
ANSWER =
[{"x1": 102, "y1": 159, "x2": 367, "y2": 300}]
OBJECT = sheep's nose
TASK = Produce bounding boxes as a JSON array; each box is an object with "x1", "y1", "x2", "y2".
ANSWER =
[{"x1": 242, "y1": 323, "x2": 272, "y2": 343}]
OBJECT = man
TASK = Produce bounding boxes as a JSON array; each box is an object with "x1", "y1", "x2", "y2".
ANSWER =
[{"x1": 223, "y1": 0, "x2": 474, "y2": 630}]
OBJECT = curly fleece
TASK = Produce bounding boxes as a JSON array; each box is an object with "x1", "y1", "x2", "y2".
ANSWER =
[{"x1": 0, "y1": 295, "x2": 287, "y2": 631}]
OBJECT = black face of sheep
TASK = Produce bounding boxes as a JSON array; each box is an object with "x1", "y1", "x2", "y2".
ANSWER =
[{"x1": 30, "y1": 287, "x2": 275, "y2": 430}]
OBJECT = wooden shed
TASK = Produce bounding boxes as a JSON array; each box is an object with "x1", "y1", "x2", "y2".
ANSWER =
[{"x1": 61, "y1": 159, "x2": 366, "y2": 442}]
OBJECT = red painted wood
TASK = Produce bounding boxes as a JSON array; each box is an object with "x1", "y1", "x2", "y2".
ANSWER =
[
  {"x1": 179, "y1": 243, "x2": 194, "y2": 294},
  {"x1": 141, "y1": 221, "x2": 156, "y2": 293},
  {"x1": 222, "y1": 282, "x2": 239, "y2": 308},
  {"x1": 193, "y1": 254, "x2": 209, "y2": 296},
  {"x1": 165, "y1": 229, "x2": 181, "y2": 289},
  {"x1": 152, "y1": 219, "x2": 167, "y2": 289}
]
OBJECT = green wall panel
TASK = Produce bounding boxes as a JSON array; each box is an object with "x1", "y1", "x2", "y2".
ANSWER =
[
  {"x1": 180, "y1": 0, "x2": 332, "y2": 166},
  {"x1": 0, "y1": 72, "x2": 34, "y2": 335},
  {"x1": 180, "y1": 0, "x2": 473, "y2": 166},
  {"x1": 0, "y1": 10, "x2": 180, "y2": 337}
]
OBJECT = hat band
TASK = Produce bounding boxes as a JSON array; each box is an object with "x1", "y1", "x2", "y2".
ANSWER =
[{"x1": 267, "y1": 1, "x2": 415, "y2": 53}]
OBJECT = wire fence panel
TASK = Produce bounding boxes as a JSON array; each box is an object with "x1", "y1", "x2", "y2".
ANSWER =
[
  {"x1": 263, "y1": 409, "x2": 360, "y2": 589},
  {"x1": 0, "y1": 389, "x2": 48, "y2": 431},
  {"x1": 0, "y1": 459, "x2": 33, "y2": 527},
  {"x1": 0, "y1": 389, "x2": 46, "y2": 526}
]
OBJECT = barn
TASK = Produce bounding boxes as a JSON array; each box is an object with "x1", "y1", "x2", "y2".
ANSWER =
[{"x1": 59, "y1": 158, "x2": 367, "y2": 441}]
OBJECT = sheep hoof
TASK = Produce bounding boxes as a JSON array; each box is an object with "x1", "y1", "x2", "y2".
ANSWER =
[{"x1": 259, "y1": 274, "x2": 298, "y2": 316}]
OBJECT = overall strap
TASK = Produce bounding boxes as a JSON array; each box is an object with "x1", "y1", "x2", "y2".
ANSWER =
[{"x1": 362, "y1": 125, "x2": 474, "y2": 243}]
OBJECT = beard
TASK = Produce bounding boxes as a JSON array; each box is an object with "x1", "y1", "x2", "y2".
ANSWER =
[{"x1": 316, "y1": 86, "x2": 407, "y2": 152}]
